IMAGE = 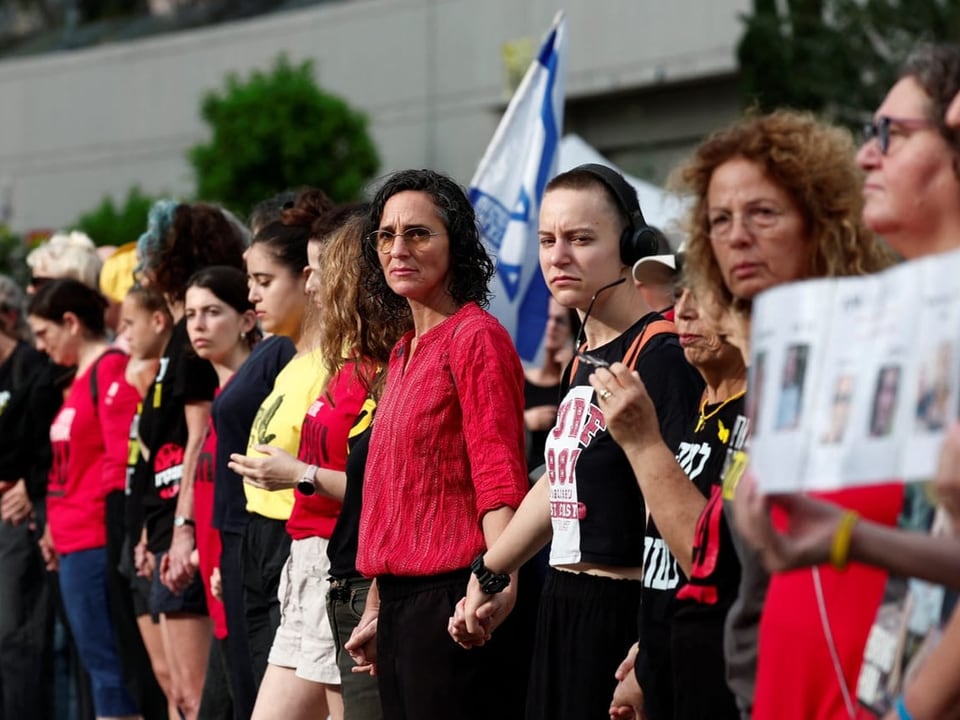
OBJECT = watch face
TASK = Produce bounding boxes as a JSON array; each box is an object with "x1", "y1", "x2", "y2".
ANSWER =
[{"x1": 297, "y1": 478, "x2": 316, "y2": 496}]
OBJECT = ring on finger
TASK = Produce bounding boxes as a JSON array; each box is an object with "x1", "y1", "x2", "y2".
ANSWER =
[{"x1": 599, "y1": 389, "x2": 613, "y2": 401}]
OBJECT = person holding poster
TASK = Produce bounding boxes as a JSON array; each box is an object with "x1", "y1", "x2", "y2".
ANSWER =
[
  {"x1": 676, "y1": 109, "x2": 897, "y2": 720},
  {"x1": 737, "y1": 44, "x2": 960, "y2": 720}
]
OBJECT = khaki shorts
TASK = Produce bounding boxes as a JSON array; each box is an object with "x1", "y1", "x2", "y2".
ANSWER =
[{"x1": 268, "y1": 536, "x2": 340, "y2": 684}]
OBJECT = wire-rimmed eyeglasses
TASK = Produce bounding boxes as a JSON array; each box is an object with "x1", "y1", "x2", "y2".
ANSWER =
[{"x1": 367, "y1": 227, "x2": 444, "y2": 254}]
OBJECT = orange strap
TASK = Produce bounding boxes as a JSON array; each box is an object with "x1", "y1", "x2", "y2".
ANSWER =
[{"x1": 569, "y1": 317, "x2": 677, "y2": 381}]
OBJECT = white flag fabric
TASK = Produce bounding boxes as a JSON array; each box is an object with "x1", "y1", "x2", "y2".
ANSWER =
[{"x1": 469, "y1": 12, "x2": 567, "y2": 362}]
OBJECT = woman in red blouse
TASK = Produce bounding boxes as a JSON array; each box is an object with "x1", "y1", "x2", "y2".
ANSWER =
[
  {"x1": 28, "y1": 279, "x2": 142, "y2": 720},
  {"x1": 345, "y1": 169, "x2": 530, "y2": 720}
]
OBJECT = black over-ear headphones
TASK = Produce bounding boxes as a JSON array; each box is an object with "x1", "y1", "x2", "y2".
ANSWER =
[{"x1": 573, "y1": 163, "x2": 662, "y2": 266}]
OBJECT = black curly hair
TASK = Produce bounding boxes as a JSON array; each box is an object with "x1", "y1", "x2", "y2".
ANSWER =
[{"x1": 361, "y1": 169, "x2": 495, "y2": 320}]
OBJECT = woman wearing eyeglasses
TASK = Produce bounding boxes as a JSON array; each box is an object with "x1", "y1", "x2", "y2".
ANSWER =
[
  {"x1": 455, "y1": 165, "x2": 703, "y2": 720},
  {"x1": 735, "y1": 45, "x2": 960, "y2": 720},
  {"x1": 651, "y1": 110, "x2": 895, "y2": 720},
  {"x1": 342, "y1": 169, "x2": 530, "y2": 720}
]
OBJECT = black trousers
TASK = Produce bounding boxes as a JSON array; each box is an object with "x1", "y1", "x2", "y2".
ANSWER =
[
  {"x1": 0, "y1": 520, "x2": 54, "y2": 719},
  {"x1": 221, "y1": 529, "x2": 257, "y2": 720},
  {"x1": 241, "y1": 515, "x2": 290, "y2": 690},
  {"x1": 198, "y1": 636, "x2": 234, "y2": 720},
  {"x1": 376, "y1": 569, "x2": 527, "y2": 720},
  {"x1": 526, "y1": 568, "x2": 643, "y2": 720}
]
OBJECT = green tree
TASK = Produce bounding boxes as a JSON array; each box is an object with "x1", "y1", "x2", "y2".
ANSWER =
[
  {"x1": 737, "y1": 0, "x2": 960, "y2": 127},
  {"x1": 189, "y1": 55, "x2": 380, "y2": 216},
  {"x1": 73, "y1": 185, "x2": 158, "y2": 247},
  {"x1": 0, "y1": 227, "x2": 28, "y2": 288}
]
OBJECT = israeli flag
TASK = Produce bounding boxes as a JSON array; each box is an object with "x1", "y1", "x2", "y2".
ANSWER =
[{"x1": 469, "y1": 12, "x2": 567, "y2": 363}]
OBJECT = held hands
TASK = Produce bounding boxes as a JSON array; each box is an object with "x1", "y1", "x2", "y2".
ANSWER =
[
  {"x1": 229, "y1": 445, "x2": 304, "y2": 491},
  {"x1": 161, "y1": 526, "x2": 197, "y2": 593},
  {"x1": 448, "y1": 573, "x2": 517, "y2": 649},
  {"x1": 609, "y1": 643, "x2": 645, "y2": 719},
  {"x1": 525, "y1": 405, "x2": 558, "y2": 432},
  {"x1": 345, "y1": 604, "x2": 379, "y2": 676},
  {"x1": 588, "y1": 364, "x2": 661, "y2": 451},
  {"x1": 134, "y1": 540, "x2": 155, "y2": 580},
  {"x1": 210, "y1": 567, "x2": 223, "y2": 602},
  {"x1": 38, "y1": 523, "x2": 57, "y2": 572},
  {"x1": 0, "y1": 479, "x2": 34, "y2": 527}
]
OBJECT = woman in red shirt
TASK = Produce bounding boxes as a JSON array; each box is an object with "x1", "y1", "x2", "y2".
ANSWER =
[
  {"x1": 28, "y1": 279, "x2": 142, "y2": 720},
  {"x1": 344, "y1": 169, "x2": 530, "y2": 720},
  {"x1": 678, "y1": 111, "x2": 897, "y2": 720}
]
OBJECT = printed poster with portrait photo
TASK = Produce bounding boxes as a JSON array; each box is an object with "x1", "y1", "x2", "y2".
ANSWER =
[
  {"x1": 804, "y1": 276, "x2": 883, "y2": 491},
  {"x1": 746, "y1": 248, "x2": 960, "y2": 717},
  {"x1": 749, "y1": 277, "x2": 832, "y2": 493},
  {"x1": 842, "y1": 264, "x2": 919, "y2": 485},
  {"x1": 751, "y1": 249, "x2": 960, "y2": 491}
]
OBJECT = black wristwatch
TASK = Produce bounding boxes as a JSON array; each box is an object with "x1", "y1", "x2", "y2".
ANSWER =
[
  {"x1": 471, "y1": 553, "x2": 510, "y2": 594},
  {"x1": 296, "y1": 464, "x2": 318, "y2": 496}
]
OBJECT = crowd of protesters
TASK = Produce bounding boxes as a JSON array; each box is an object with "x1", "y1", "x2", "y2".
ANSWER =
[{"x1": 2, "y1": 41, "x2": 960, "y2": 720}]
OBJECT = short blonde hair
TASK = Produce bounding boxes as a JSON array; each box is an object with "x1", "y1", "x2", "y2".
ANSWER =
[{"x1": 26, "y1": 230, "x2": 102, "y2": 290}]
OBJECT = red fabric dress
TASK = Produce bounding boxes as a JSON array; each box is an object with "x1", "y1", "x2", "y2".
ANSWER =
[
  {"x1": 751, "y1": 483, "x2": 904, "y2": 720},
  {"x1": 194, "y1": 406, "x2": 227, "y2": 639}
]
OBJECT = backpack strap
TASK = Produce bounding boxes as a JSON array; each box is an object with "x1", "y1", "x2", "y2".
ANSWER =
[
  {"x1": 622, "y1": 318, "x2": 676, "y2": 370},
  {"x1": 89, "y1": 348, "x2": 125, "y2": 417}
]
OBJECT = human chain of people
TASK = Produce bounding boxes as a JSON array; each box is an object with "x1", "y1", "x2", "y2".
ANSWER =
[{"x1": 2, "y1": 20, "x2": 960, "y2": 720}]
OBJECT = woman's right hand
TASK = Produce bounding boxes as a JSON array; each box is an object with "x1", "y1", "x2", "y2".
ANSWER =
[
  {"x1": 733, "y1": 473, "x2": 843, "y2": 572},
  {"x1": 345, "y1": 605, "x2": 379, "y2": 675},
  {"x1": 210, "y1": 567, "x2": 223, "y2": 601},
  {"x1": 229, "y1": 445, "x2": 304, "y2": 491},
  {"x1": 524, "y1": 405, "x2": 558, "y2": 432},
  {"x1": 38, "y1": 523, "x2": 57, "y2": 572}
]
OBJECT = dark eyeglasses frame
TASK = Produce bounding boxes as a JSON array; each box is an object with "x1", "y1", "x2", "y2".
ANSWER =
[
  {"x1": 573, "y1": 277, "x2": 627, "y2": 369},
  {"x1": 862, "y1": 115, "x2": 935, "y2": 155}
]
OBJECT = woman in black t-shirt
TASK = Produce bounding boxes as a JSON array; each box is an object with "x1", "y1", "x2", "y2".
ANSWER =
[
  {"x1": 135, "y1": 199, "x2": 247, "y2": 720},
  {"x1": 595, "y1": 283, "x2": 747, "y2": 720},
  {"x1": 456, "y1": 166, "x2": 703, "y2": 720}
]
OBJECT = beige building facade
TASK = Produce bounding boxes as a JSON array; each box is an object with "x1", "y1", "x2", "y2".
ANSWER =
[{"x1": 0, "y1": 0, "x2": 749, "y2": 232}]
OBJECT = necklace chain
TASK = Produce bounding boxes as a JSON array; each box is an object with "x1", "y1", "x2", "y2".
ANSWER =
[{"x1": 695, "y1": 389, "x2": 747, "y2": 433}]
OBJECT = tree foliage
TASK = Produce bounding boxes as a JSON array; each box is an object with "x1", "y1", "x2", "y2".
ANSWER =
[
  {"x1": 0, "y1": 227, "x2": 28, "y2": 288},
  {"x1": 737, "y1": 0, "x2": 960, "y2": 127},
  {"x1": 73, "y1": 185, "x2": 158, "y2": 247},
  {"x1": 188, "y1": 55, "x2": 380, "y2": 216}
]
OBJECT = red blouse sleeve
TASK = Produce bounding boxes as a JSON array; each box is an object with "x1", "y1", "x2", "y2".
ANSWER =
[{"x1": 450, "y1": 313, "x2": 528, "y2": 519}]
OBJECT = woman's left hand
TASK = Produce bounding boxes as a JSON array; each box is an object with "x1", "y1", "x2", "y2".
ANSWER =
[
  {"x1": 588, "y1": 363, "x2": 661, "y2": 450},
  {"x1": 230, "y1": 445, "x2": 304, "y2": 491}
]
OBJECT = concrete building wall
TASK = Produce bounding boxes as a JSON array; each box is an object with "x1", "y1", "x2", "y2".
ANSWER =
[{"x1": 0, "y1": 0, "x2": 749, "y2": 233}]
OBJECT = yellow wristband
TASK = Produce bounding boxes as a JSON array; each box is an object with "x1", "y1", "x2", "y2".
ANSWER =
[{"x1": 829, "y1": 510, "x2": 859, "y2": 570}]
